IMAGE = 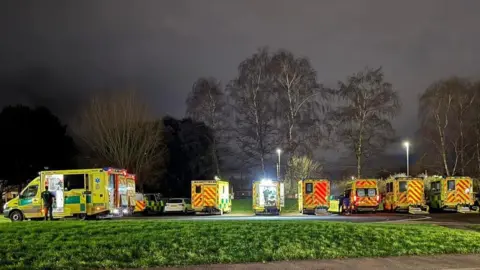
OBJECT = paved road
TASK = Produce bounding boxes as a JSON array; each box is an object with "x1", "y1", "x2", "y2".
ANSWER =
[
  {"x1": 156, "y1": 254, "x2": 480, "y2": 270},
  {"x1": 122, "y1": 212, "x2": 427, "y2": 223},
  {"x1": 123, "y1": 212, "x2": 480, "y2": 225}
]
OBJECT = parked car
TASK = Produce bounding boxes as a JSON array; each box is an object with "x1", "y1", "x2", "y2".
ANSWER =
[{"x1": 164, "y1": 198, "x2": 193, "y2": 214}]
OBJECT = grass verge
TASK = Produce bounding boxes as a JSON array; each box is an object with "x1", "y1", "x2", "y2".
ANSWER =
[
  {"x1": 231, "y1": 198, "x2": 298, "y2": 214},
  {"x1": 468, "y1": 225, "x2": 480, "y2": 232},
  {"x1": 0, "y1": 216, "x2": 10, "y2": 223},
  {"x1": 1, "y1": 220, "x2": 480, "y2": 269}
]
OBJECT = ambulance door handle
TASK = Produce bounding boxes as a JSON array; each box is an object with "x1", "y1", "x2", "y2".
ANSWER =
[{"x1": 100, "y1": 194, "x2": 103, "y2": 197}]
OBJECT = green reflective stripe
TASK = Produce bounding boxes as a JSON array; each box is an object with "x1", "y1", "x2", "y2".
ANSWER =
[
  {"x1": 19, "y1": 199, "x2": 33, "y2": 206},
  {"x1": 145, "y1": 201, "x2": 164, "y2": 212},
  {"x1": 80, "y1": 204, "x2": 86, "y2": 211},
  {"x1": 86, "y1": 195, "x2": 92, "y2": 203},
  {"x1": 65, "y1": 196, "x2": 81, "y2": 204}
]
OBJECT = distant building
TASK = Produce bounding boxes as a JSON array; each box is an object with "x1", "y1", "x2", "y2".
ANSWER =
[{"x1": 2, "y1": 189, "x2": 19, "y2": 203}]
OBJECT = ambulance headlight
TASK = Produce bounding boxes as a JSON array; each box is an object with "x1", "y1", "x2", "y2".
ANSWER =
[
  {"x1": 3, "y1": 203, "x2": 7, "y2": 210},
  {"x1": 112, "y1": 209, "x2": 120, "y2": 215},
  {"x1": 122, "y1": 208, "x2": 128, "y2": 214}
]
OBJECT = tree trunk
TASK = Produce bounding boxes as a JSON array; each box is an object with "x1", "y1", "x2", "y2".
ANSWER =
[{"x1": 211, "y1": 139, "x2": 220, "y2": 176}]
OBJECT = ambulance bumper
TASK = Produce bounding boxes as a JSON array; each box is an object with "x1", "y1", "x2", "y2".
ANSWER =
[{"x1": 3, "y1": 209, "x2": 10, "y2": 218}]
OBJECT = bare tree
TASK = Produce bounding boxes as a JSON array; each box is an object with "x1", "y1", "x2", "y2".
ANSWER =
[
  {"x1": 328, "y1": 67, "x2": 400, "y2": 178},
  {"x1": 284, "y1": 156, "x2": 322, "y2": 196},
  {"x1": 472, "y1": 81, "x2": 480, "y2": 176},
  {"x1": 269, "y1": 50, "x2": 329, "y2": 156},
  {"x1": 186, "y1": 77, "x2": 227, "y2": 176},
  {"x1": 73, "y1": 90, "x2": 164, "y2": 190},
  {"x1": 228, "y1": 48, "x2": 277, "y2": 177},
  {"x1": 419, "y1": 78, "x2": 474, "y2": 176},
  {"x1": 451, "y1": 79, "x2": 476, "y2": 175}
]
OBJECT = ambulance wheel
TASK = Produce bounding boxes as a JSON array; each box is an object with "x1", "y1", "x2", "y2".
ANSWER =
[
  {"x1": 9, "y1": 210, "x2": 23, "y2": 222},
  {"x1": 78, "y1": 214, "x2": 87, "y2": 220}
]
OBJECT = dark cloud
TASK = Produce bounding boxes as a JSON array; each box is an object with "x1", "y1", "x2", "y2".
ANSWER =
[{"x1": 1, "y1": 0, "x2": 480, "y2": 142}]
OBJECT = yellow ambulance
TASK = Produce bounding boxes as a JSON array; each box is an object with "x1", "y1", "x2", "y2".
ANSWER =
[
  {"x1": 191, "y1": 179, "x2": 231, "y2": 214},
  {"x1": 3, "y1": 167, "x2": 136, "y2": 221}
]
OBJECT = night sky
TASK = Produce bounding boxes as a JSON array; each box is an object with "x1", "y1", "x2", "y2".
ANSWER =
[{"x1": 2, "y1": 1, "x2": 480, "y2": 157}]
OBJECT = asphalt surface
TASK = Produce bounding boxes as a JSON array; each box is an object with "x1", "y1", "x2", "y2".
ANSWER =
[
  {"x1": 123, "y1": 212, "x2": 480, "y2": 225},
  {"x1": 123, "y1": 212, "x2": 427, "y2": 223},
  {"x1": 157, "y1": 254, "x2": 480, "y2": 270}
]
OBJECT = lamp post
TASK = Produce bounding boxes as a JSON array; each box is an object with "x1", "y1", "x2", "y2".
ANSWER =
[
  {"x1": 276, "y1": 148, "x2": 282, "y2": 181},
  {"x1": 403, "y1": 141, "x2": 410, "y2": 176}
]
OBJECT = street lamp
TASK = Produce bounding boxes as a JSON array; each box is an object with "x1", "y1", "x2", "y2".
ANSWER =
[
  {"x1": 276, "y1": 148, "x2": 282, "y2": 181},
  {"x1": 403, "y1": 141, "x2": 410, "y2": 176}
]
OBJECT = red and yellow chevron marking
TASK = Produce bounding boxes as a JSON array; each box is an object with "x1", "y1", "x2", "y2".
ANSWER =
[
  {"x1": 193, "y1": 193, "x2": 202, "y2": 207},
  {"x1": 191, "y1": 185, "x2": 201, "y2": 207},
  {"x1": 135, "y1": 200, "x2": 146, "y2": 212},
  {"x1": 304, "y1": 193, "x2": 315, "y2": 207},
  {"x1": 203, "y1": 186, "x2": 216, "y2": 207},
  {"x1": 357, "y1": 197, "x2": 377, "y2": 206},
  {"x1": 355, "y1": 180, "x2": 377, "y2": 188},
  {"x1": 446, "y1": 191, "x2": 456, "y2": 203},
  {"x1": 398, "y1": 192, "x2": 408, "y2": 204},
  {"x1": 314, "y1": 181, "x2": 328, "y2": 206},
  {"x1": 456, "y1": 179, "x2": 472, "y2": 203},
  {"x1": 407, "y1": 180, "x2": 423, "y2": 204}
]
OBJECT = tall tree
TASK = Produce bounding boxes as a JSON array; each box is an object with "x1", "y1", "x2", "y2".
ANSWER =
[
  {"x1": 328, "y1": 67, "x2": 400, "y2": 178},
  {"x1": 228, "y1": 48, "x2": 277, "y2": 177},
  {"x1": 0, "y1": 105, "x2": 76, "y2": 207},
  {"x1": 270, "y1": 50, "x2": 329, "y2": 156},
  {"x1": 186, "y1": 77, "x2": 226, "y2": 176},
  {"x1": 419, "y1": 77, "x2": 475, "y2": 176},
  {"x1": 73, "y1": 91, "x2": 164, "y2": 190},
  {"x1": 284, "y1": 156, "x2": 322, "y2": 196},
  {"x1": 162, "y1": 116, "x2": 215, "y2": 197},
  {"x1": 470, "y1": 80, "x2": 480, "y2": 177}
]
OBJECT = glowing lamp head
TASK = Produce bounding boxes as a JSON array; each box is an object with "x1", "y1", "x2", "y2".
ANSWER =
[
  {"x1": 403, "y1": 141, "x2": 410, "y2": 148},
  {"x1": 276, "y1": 148, "x2": 281, "y2": 155}
]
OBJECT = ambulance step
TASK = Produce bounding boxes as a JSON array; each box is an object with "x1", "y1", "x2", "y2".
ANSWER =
[
  {"x1": 457, "y1": 206, "x2": 479, "y2": 214},
  {"x1": 408, "y1": 207, "x2": 429, "y2": 215},
  {"x1": 314, "y1": 208, "x2": 329, "y2": 215}
]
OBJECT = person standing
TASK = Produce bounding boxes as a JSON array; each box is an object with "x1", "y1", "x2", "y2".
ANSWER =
[{"x1": 41, "y1": 186, "x2": 55, "y2": 221}]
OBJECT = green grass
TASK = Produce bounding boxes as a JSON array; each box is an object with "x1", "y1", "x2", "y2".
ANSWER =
[
  {"x1": 231, "y1": 198, "x2": 298, "y2": 214},
  {"x1": 1, "y1": 220, "x2": 480, "y2": 269},
  {"x1": 231, "y1": 199, "x2": 253, "y2": 214},
  {"x1": 0, "y1": 216, "x2": 10, "y2": 223},
  {"x1": 469, "y1": 225, "x2": 480, "y2": 232}
]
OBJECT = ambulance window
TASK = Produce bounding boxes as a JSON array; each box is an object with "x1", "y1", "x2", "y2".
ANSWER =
[
  {"x1": 357, "y1": 189, "x2": 366, "y2": 197},
  {"x1": 447, "y1": 180, "x2": 455, "y2": 191},
  {"x1": 306, "y1": 183, "x2": 313, "y2": 194},
  {"x1": 431, "y1": 182, "x2": 437, "y2": 191},
  {"x1": 64, "y1": 174, "x2": 85, "y2": 190},
  {"x1": 195, "y1": 186, "x2": 201, "y2": 193},
  {"x1": 399, "y1": 181, "x2": 407, "y2": 192},
  {"x1": 21, "y1": 185, "x2": 38, "y2": 198},
  {"x1": 367, "y1": 188, "x2": 376, "y2": 197}
]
